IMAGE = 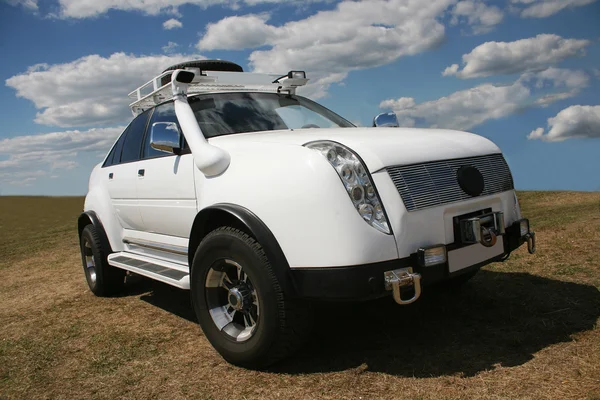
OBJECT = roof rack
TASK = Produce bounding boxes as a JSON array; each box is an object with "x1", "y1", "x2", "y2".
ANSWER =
[{"x1": 128, "y1": 70, "x2": 305, "y2": 115}]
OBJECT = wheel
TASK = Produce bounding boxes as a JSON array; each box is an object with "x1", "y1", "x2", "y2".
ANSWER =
[
  {"x1": 191, "y1": 227, "x2": 312, "y2": 368},
  {"x1": 160, "y1": 59, "x2": 243, "y2": 86},
  {"x1": 79, "y1": 224, "x2": 125, "y2": 296}
]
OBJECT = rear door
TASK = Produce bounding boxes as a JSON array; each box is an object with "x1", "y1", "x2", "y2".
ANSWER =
[
  {"x1": 136, "y1": 101, "x2": 197, "y2": 238},
  {"x1": 103, "y1": 110, "x2": 151, "y2": 231}
]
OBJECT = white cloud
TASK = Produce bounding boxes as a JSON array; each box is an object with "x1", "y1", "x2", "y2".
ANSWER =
[
  {"x1": 520, "y1": 67, "x2": 589, "y2": 106},
  {"x1": 5, "y1": 52, "x2": 200, "y2": 128},
  {"x1": 52, "y1": 0, "x2": 325, "y2": 19},
  {"x1": 511, "y1": 0, "x2": 597, "y2": 18},
  {"x1": 163, "y1": 18, "x2": 182, "y2": 29},
  {"x1": 380, "y1": 81, "x2": 531, "y2": 130},
  {"x1": 527, "y1": 127, "x2": 546, "y2": 140},
  {"x1": 56, "y1": 0, "x2": 220, "y2": 18},
  {"x1": 442, "y1": 63, "x2": 459, "y2": 76},
  {"x1": 198, "y1": 13, "x2": 277, "y2": 50},
  {"x1": 449, "y1": 0, "x2": 504, "y2": 34},
  {"x1": 379, "y1": 97, "x2": 416, "y2": 111},
  {"x1": 380, "y1": 68, "x2": 589, "y2": 130},
  {"x1": 4, "y1": 0, "x2": 38, "y2": 10},
  {"x1": 162, "y1": 41, "x2": 180, "y2": 53},
  {"x1": 443, "y1": 34, "x2": 590, "y2": 79},
  {"x1": 198, "y1": 0, "x2": 453, "y2": 98},
  {"x1": 0, "y1": 126, "x2": 123, "y2": 185},
  {"x1": 528, "y1": 105, "x2": 600, "y2": 141},
  {"x1": 520, "y1": 67, "x2": 589, "y2": 89},
  {"x1": 534, "y1": 91, "x2": 578, "y2": 106}
]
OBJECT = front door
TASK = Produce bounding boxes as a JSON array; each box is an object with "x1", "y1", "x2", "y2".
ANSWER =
[{"x1": 136, "y1": 101, "x2": 197, "y2": 238}]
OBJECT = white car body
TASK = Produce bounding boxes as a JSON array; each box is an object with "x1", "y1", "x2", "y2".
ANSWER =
[
  {"x1": 86, "y1": 126, "x2": 516, "y2": 267},
  {"x1": 77, "y1": 63, "x2": 535, "y2": 366}
]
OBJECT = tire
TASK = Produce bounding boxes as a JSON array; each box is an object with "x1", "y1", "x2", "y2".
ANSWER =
[
  {"x1": 191, "y1": 227, "x2": 312, "y2": 369},
  {"x1": 160, "y1": 59, "x2": 243, "y2": 86},
  {"x1": 79, "y1": 224, "x2": 125, "y2": 297}
]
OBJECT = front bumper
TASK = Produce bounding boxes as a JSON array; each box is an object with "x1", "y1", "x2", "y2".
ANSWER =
[{"x1": 289, "y1": 220, "x2": 534, "y2": 302}]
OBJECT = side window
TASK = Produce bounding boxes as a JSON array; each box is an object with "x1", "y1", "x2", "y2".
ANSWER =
[
  {"x1": 143, "y1": 102, "x2": 182, "y2": 159},
  {"x1": 120, "y1": 110, "x2": 151, "y2": 163},
  {"x1": 102, "y1": 127, "x2": 129, "y2": 167},
  {"x1": 102, "y1": 143, "x2": 117, "y2": 167}
]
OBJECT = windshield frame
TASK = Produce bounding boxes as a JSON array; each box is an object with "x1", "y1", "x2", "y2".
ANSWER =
[{"x1": 185, "y1": 91, "x2": 356, "y2": 139}]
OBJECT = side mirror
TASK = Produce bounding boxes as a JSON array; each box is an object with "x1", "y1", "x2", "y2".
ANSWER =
[
  {"x1": 150, "y1": 122, "x2": 181, "y2": 154},
  {"x1": 373, "y1": 112, "x2": 399, "y2": 127}
]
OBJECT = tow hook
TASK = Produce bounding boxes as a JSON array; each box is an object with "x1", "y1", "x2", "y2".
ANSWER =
[
  {"x1": 384, "y1": 267, "x2": 422, "y2": 305},
  {"x1": 525, "y1": 231, "x2": 536, "y2": 254}
]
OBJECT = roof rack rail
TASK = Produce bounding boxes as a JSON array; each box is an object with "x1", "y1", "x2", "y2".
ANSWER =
[{"x1": 128, "y1": 70, "x2": 308, "y2": 116}]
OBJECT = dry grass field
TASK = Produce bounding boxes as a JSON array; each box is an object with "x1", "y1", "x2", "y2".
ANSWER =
[{"x1": 1, "y1": 192, "x2": 599, "y2": 399}]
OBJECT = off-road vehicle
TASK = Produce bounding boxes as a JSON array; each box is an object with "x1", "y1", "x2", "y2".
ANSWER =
[{"x1": 78, "y1": 60, "x2": 536, "y2": 368}]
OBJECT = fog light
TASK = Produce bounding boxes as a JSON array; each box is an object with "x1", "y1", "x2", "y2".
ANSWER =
[
  {"x1": 418, "y1": 245, "x2": 447, "y2": 267},
  {"x1": 519, "y1": 219, "x2": 530, "y2": 237}
]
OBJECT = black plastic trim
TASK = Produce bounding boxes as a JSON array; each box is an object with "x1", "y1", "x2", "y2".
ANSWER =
[
  {"x1": 189, "y1": 204, "x2": 296, "y2": 296},
  {"x1": 77, "y1": 211, "x2": 113, "y2": 254},
  {"x1": 175, "y1": 70, "x2": 195, "y2": 83},
  {"x1": 289, "y1": 221, "x2": 527, "y2": 301},
  {"x1": 504, "y1": 219, "x2": 527, "y2": 255},
  {"x1": 291, "y1": 258, "x2": 411, "y2": 301}
]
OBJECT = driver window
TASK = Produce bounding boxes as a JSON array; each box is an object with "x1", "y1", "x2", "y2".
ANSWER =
[{"x1": 143, "y1": 102, "x2": 183, "y2": 159}]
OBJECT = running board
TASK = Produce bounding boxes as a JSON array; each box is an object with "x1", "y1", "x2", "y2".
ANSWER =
[{"x1": 107, "y1": 252, "x2": 190, "y2": 290}]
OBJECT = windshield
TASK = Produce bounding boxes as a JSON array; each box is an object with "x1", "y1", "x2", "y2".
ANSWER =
[{"x1": 187, "y1": 92, "x2": 354, "y2": 138}]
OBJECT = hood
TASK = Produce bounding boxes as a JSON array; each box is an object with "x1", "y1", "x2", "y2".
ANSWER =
[{"x1": 210, "y1": 127, "x2": 502, "y2": 172}]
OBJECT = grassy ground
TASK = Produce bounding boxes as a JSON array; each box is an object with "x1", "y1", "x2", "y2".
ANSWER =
[{"x1": 0, "y1": 192, "x2": 599, "y2": 399}]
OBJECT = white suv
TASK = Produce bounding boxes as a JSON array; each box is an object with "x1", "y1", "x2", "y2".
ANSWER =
[{"x1": 78, "y1": 60, "x2": 536, "y2": 368}]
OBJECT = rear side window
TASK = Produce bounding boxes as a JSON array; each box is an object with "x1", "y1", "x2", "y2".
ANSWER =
[
  {"x1": 102, "y1": 127, "x2": 128, "y2": 167},
  {"x1": 120, "y1": 110, "x2": 151, "y2": 163},
  {"x1": 102, "y1": 143, "x2": 117, "y2": 167}
]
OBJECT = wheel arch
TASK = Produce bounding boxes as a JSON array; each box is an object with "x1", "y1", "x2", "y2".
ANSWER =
[
  {"x1": 77, "y1": 211, "x2": 113, "y2": 254},
  {"x1": 188, "y1": 204, "x2": 297, "y2": 296}
]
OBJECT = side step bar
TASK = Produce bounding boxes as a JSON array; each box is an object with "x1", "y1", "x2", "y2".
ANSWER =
[{"x1": 107, "y1": 252, "x2": 190, "y2": 289}]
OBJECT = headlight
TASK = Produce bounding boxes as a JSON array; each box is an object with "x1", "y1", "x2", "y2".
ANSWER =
[{"x1": 304, "y1": 140, "x2": 391, "y2": 234}]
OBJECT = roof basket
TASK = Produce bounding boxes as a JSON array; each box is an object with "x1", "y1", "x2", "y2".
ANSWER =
[{"x1": 128, "y1": 69, "x2": 308, "y2": 116}]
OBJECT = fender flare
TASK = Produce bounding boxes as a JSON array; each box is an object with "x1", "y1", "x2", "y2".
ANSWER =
[
  {"x1": 188, "y1": 204, "x2": 297, "y2": 297},
  {"x1": 77, "y1": 211, "x2": 113, "y2": 254}
]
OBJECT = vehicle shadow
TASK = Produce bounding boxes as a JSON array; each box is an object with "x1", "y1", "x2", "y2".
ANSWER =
[
  {"x1": 128, "y1": 269, "x2": 600, "y2": 378},
  {"x1": 126, "y1": 276, "x2": 198, "y2": 323},
  {"x1": 273, "y1": 270, "x2": 600, "y2": 377}
]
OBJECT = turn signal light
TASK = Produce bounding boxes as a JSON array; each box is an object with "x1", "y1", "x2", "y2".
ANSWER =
[{"x1": 519, "y1": 219, "x2": 530, "y2": 237}]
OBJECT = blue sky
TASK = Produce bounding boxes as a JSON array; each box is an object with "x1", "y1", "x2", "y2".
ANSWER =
[{"x1": 0, "y1": 0, "x2": 599, "y2": 195}]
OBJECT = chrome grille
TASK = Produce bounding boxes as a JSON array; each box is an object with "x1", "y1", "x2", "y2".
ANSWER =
[{"x1": 386, "y1": 153, "x2": 514, "y2": 212}]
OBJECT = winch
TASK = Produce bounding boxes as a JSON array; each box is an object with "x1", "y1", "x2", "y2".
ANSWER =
[{"x1": 459, "y1": 211, "x2": 505, "y2": 248}]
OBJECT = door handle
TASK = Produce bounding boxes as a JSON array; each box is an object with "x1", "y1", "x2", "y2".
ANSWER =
[
  {"x1": 138, "y1": 169, "x2": 145, "y2": 177},
  {"x1": 108, "y1": 173, "x2": 113, "y2": 180}
]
